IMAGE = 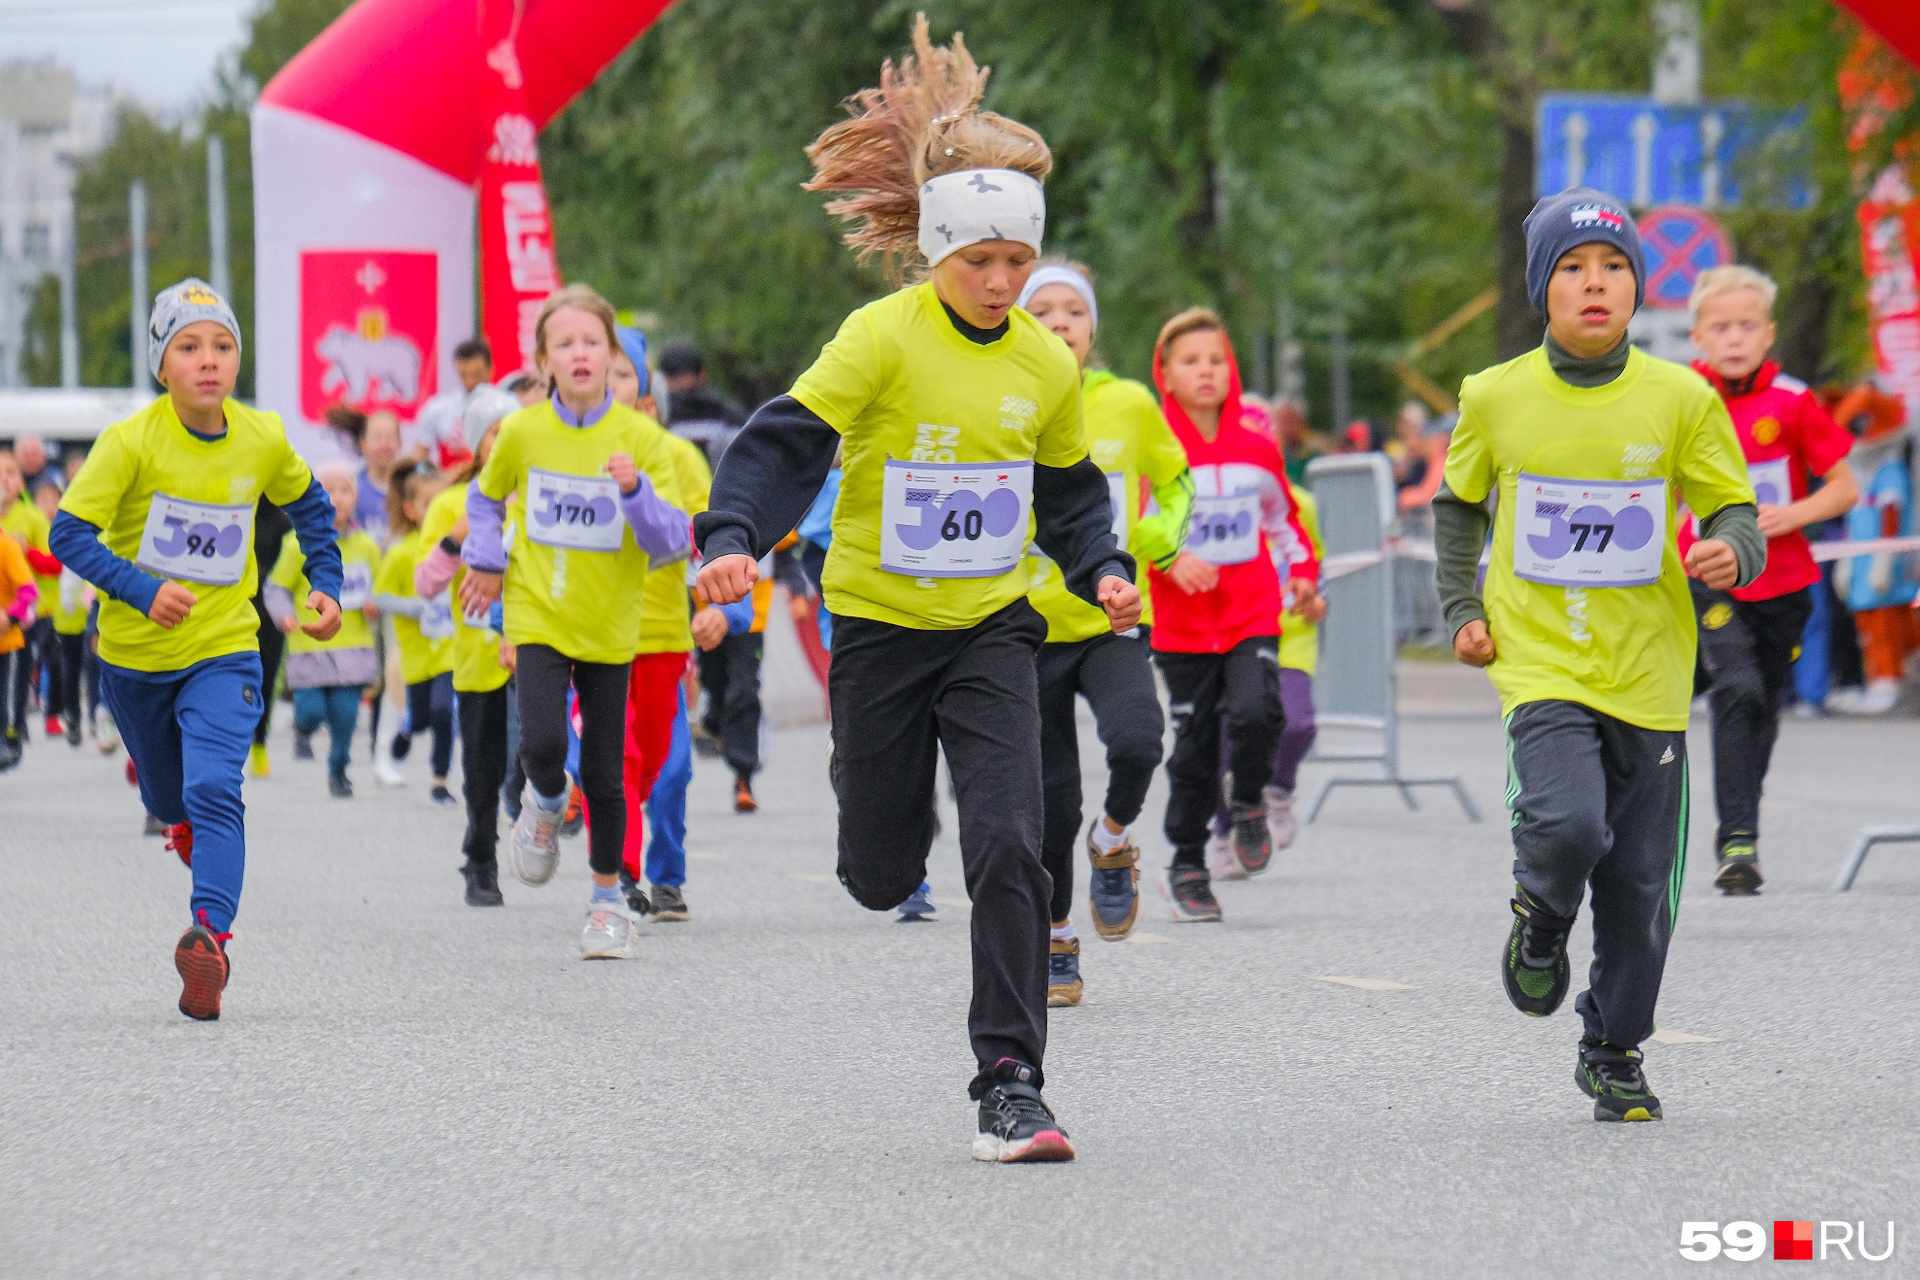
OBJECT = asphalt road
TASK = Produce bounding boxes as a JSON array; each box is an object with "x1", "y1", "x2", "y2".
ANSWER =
[{"x1": 3, "y1": 662, "x2": 1915, "y2": 1278}]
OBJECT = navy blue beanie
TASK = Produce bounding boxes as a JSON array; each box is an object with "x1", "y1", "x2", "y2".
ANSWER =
[{"x1": 1523, "y1": 187, "x2": 1645, "y2": 317}]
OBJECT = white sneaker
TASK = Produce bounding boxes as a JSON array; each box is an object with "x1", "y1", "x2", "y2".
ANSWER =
[
  {"x1": 1264, "y1": 784, "x2": 1298, "y2": 851},
  {"x1": 509, "y1": 783, "x2": 563, "y2": 885},
  {"x1": 1205, "y1": 828, "x2": 1246, "y2": 881},
  {"x1": 1856, "y1": 678, "x2": 1902, "y2": 716},
  {"x1": 96, "y1": 711, "x2": 120, "y2": 755},
  {"x1": 374, "y1": 755, "x2": 407, "y2": 788},
  {"x1": 580, "y1": 899, "x2": 636, "y2": 958},
  {"x1": 1825, "y1": 686, "x2": 1866, "y2": 714}
]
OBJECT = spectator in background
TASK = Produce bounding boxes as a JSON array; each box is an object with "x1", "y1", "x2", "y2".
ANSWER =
[
  {"x1": 62, "y1": 448, "x2": 87, "y2": 487},
  {"x1": 412, "y1": 337, "x2": 496, "y2": 468},
  {"x1": 325, "y1": 403, "x2": 368, "y2": 460},
  {"x1": 1271, "y1": 397, "x2": 1319, "y2": 483},
  {"x1": 15, "y1": 435, "x2": 57, "y2": 496},
  {"x1": 357, "y1": 410, "x2": 403, "y2": 546},
  {"x1": 1392, "y1": 401, "x2": 1432, "y2": 493},
  {"x1": 659, "y1": 341, "x2": 745, "y2": 473},
  {"x1": 1341, "y1": 419, "x2": 1385, "y2": 454},
  {"x1": 506, "y1": 373, "x2": 545, "y2": 407}
]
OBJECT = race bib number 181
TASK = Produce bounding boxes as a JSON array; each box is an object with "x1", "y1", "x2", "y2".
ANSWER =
[{"x1": 1514, "y1": 474, "x2": 1667, "y2": 588}]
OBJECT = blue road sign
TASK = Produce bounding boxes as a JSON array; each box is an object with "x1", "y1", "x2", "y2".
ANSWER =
[{"x1": 1537, "y1": 94, "x2": 1811, "y2": 209}]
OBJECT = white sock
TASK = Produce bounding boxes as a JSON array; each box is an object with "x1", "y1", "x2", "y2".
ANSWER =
[
  {"x1": 1089, "y1": 816, "x2": 1127, "y2": 853},
  {"x1": 1051, "y1": 920, "x2": 1076, "y2": 942}
]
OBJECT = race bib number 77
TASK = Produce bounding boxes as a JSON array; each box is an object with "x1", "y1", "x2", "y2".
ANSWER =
[{"x1": 1514, "y1": 474, "x2": 1666, "y2": 589}]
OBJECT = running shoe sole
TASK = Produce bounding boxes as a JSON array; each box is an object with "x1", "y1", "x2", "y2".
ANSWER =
[
  {"x1": 1714, "y1": 859, "x2": 1762, "y2": 895},
  {"x1": 1575, "y1": 1062, "x2": 1663, "y2": 1122},
  {"x1": 651, "y1": 905, "x2": 690, "y2": 923},
  {"x1": 174, "y1": 928, "x2": 229, "y2": 1021},
  {"x1": 971, "y1": 1129, "x2": 1076, "y2": 1162},
  {"x1": 580, "y1": 921, "x2": 637, "y2": 959}
]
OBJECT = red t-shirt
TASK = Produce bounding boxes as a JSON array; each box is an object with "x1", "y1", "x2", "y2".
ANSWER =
[{"x1": 1678, "y1": 359, "x2": 1853, "y2": 601}]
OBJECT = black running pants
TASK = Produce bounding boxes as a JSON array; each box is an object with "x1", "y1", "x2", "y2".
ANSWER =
[
  {"x1": 457, "y1": 684, "x2": 510, "y2": 866},
  {"x1": 829, "y1": 599, "x2": 1052, "y2": 1096},
  {"x1": 404, "y1": 672, "x2": 456, "y2": 779},
  {"x1": 1155, "y1": 637, "x2": 1282, "y2": 868},
  {"x1": 1691, "y1": 582, "x2": 1812, "y2": 848},
  {"x1": 515, "y1": 643, "x2": 629, "y2": 877},
  {"x1": 1036, "y1": 630, "x2": 1164, "y2": 923}
]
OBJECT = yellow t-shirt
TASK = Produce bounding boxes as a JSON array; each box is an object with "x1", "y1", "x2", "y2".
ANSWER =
[
  {"x1": 476, "y1": 399, "x2": 683, "y2": 666},
  {"x1": 790, "y1": 282, "x2": 1088, "y2": 631},
  {"x1": 271, "y1": 527, "x2": 379, "y2": 655},
  {"x1": 6, "y1": 498, "x2": 84, "y2": 634},
  {"x1": 419, "y1": 482, "x2": 510, "y2": 695},
  {"x1": 637, "y1": 427, "x2": 712, "y2": 656},
  {"x1": 1443, "y1": 346, "x2": 1753, "y2": 730},
  {"x1": 1278, "y1": 488, "x2": 1325, "y2": 675},
  {"x1": 376, "y1": 528, "x2": 455, "y2": 684},
  {"x1": 1026, "y1": 369, "x2": 1191, "y2": 643},
  {"x1": 59, "y1": 395, "x2": 318, "y2": 673}
]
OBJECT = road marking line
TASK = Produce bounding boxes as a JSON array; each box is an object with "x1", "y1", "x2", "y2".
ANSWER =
[
  {"x1": 1311, "y1": 975, "x2": 1417, "y2": 991},
  {"x1": 1648, "y1": 1027, "x2": 1720, "y2": 1045},
  {"x1": 932, "y1": 897, "x2": 972, "y2": 910},
  {"x1": 788, "y1": 872, "x2": 835, "y2": 884},
  {"x1": 1126, "y1": 933, "x2": 1170, "y2": 945}
]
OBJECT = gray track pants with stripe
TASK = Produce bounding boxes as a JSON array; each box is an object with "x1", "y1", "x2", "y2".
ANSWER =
[{"x1": 1505, "y1": 699, "x2": 1690, "y2": 1051}]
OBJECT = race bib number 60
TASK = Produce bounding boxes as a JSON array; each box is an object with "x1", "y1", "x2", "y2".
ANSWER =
[
  {"x1": 881, "y1": 460, "x2": 1032, "y2": 578},
  {"x1": 527, "y1": 468, "x2": 624, "y2": 553},
  {"x1": 1514, "y1": 474, "x2": 1667, "y2": 588},
  {"x1": 137, "y1": 493, "x2": 253, "y2": 586}
]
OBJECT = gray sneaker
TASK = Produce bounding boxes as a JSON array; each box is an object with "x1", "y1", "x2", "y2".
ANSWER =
[
  {"x1": 579, "y1": 900, "x2": 636, "y2": 959},
  {"x1": 650, "y1": 883, "x2": 689, "y2": 922},
  {"x1": 509, "y1": 784, "x2": 563, "y2": 886}
]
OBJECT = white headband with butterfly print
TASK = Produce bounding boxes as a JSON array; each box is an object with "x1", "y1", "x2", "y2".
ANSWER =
[{"x1": 917, "y1": 168, "x2": 1046, "y2": 266}]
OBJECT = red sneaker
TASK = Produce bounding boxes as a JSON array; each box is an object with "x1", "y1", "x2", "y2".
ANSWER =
[
  {"x1": 174, "y1": 911, "x2": 231, "y2": 1021},
  {"x1": 733, "y1": 776, "x2": 758, "y2": 813},
  {"x1": 125, "y1": 757, "x2": 138, "y2": 787},
  {"x1": 165, "y1": 822, "x2": 194, "y2": 868},
  {"x1": 44, "y1": 714, "x2": 62, "y2": 738}
]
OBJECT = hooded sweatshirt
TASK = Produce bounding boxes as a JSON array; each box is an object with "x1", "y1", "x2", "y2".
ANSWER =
[{"x1": 1147, "y1": 328, "x2": 1319, "y2": 655}]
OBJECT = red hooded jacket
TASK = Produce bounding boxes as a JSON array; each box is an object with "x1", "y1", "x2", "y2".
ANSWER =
[{"x1": 1147, "y1": 329, "x2": 1319, "y2": 654}]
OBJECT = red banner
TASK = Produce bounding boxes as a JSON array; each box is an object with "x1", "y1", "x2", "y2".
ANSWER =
[
  {"x1": 299, "y1": 249, "x2": 439, "y2": 422},
  {"x1": 1858, "y1": 172, "x2": 1920, "y2": 416},
  {"x1": 477, "y1": 0, "x2": 563, "y2": 379}
]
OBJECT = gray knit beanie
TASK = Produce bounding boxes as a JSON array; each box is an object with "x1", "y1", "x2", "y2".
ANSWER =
[
  {"x1": 1523, "y1": 188, "x2": 1645, "y2": 317},
  {"x1": 149, "y1": 278, "x2": 240, "y2": 379}
]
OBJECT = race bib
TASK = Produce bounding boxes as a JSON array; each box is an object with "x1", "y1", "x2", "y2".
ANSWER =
[
  {"x1": 337, "y1": 561, "x2": 372, "y2": 611},
  {"x1": 1106, "y1": 471, "x2": 1129, "y2": 547},
  {"x1": 1747, "y1": 456, "x2": 1791, "y2": 508},
  {"x1": 1186, "y1": 492, "x2": 1261, "y2": 566},
  {"x1": 136, "y1": 493, "x2": 253, "y2": 586},
  {"x1": 527, "y1": 468, "x2": 624, "y2": 553},
  {"x1": 880, "y1": 461, "x2": 1032, "y2": 578},
  {"x1": 1515, "y1": 474, "x2": 1667, "y2": 588},
  {"x1": 419, "y1": 590, "x2": 456, "y2": 640}
]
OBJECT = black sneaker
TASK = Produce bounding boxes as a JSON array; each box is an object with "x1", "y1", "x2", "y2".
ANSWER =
[
  {"x1": 293, "y1": 731, "x2": 314, "y2": 761},
  {"x1": 461, "y1": 859, "x2": 504, "y2": 907},
  {"x1": 390, "y1": 731, "x2": 413, "y2": 762},
  {"x1": 970, "y1": 1059, "x2": 1074, "y2": 1163},
  {"x1": 1229, "y1": 800, "x2": 1272, "y2": 876},
  {"x1": 1576, "y1": 1044, "x2": 1663, "y2": 1122},
  {"x1": 429, "y1": 784, "x2": 458, "y2": 808},
  {"x1": 618, "y1": 869, "x2": 651, "y2": 917},
  {"x1": 1714, "y1": 836, "x2": 1763, "y2": 895},
  {"x1": 1502, "y1": 888, "x2": 1573, "y2": 1016},
  {"x1": 1162, "y1": 867, "x2": 1222, "y2": 922},
  {"x1": 66, "y1": 718, "x2": 82, "y2": 747},
  {"x1": 328, "y1": 769, "x2": 353, "y2": 798}
]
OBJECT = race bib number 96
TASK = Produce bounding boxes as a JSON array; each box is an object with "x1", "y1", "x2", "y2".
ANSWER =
[
  {"x1": 137, "y1": 494, "x2": 253, "y2": 586},
  {"x1": 1515, "y1": 474, "x2": 1666, "y2": 589},
  {"x1": 527, "y1": 468, "x2": 624, "y2": 553},
  {"x1": 881, "y1": 461, "x2": 1032, "y2": 578}
]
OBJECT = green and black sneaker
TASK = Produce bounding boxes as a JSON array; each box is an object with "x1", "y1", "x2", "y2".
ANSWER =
[
  {"x1": 1714, "y1": 836, "x2": 1763, "y2": 895},
  {"x1": 1501, "y1": 888, "x2": 1574, "y2": 1017},
  {"x1": 1576, "y1": 1044, "x2": 1663, "y2": 1122}
]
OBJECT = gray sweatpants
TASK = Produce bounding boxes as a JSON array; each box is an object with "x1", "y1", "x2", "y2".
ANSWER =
[{"x1": 1505, "y1": 699, "x2": 1690, "y2": 1051}]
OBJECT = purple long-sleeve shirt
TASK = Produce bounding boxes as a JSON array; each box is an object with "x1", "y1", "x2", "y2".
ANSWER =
[{"x1": 461, "y1": 391, "x2": 691, "y2": 571}]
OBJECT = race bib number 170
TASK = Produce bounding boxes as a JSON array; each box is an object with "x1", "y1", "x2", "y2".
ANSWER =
[{"x1": 1514, "y1": 474, "x2": 1667, "y2": 589}]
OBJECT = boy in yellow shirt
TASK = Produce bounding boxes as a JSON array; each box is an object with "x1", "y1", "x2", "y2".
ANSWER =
[
  {"x1": 51, "y1": 278, "x2": 343, "y2": 1021},
  {"x1": 1435, "y1": 190, "x2": 1762, "y2": 1122}
]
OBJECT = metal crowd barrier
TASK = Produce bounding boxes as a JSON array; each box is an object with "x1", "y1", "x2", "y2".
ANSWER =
[{"x1": 1301, "y1": 453, "x2": 1480, "y2": 823}]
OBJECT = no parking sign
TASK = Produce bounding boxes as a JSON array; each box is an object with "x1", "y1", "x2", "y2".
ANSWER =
[{"x1": 1637, "y1": 205, "x2": 1734, "y2": 310}]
